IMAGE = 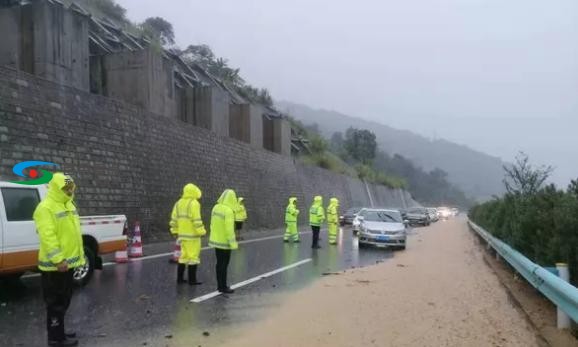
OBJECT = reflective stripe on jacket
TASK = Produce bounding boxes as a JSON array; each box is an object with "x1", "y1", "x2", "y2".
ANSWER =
[
  {"x1": 209, "y1": 189, "x2": 238, "y2": 250},
  {"x1": 327, "y1": 197, "x2": 339, "y2": 224},
  {"x1": 169, "y1": 183, "x2": 206, "y2": 239},
  {"x1": 285, "y1": 197, "x2": 299, "y2": 223},
  {"x1": 235, "y1": 198, "x2": 247, "y2": 222},
  {"x1": 309, "y1": 196, "x2": 325, "y2": 226},
  {"x1": 33, "y1": 173, "x2": 85, "y2": 271}
]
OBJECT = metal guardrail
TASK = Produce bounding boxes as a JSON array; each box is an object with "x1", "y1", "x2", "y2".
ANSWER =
[{"x1": 468, "y1": 219, "x2": 578, "y2": 325}]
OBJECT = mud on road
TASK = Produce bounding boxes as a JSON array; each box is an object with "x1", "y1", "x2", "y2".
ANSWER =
[{"x1": 217, "y1": 218, "x2": 545, "y2": 347}]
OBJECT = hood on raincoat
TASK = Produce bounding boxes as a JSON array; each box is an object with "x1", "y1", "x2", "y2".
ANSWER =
[
  {"x1": 313, "y1": 195, "x2": 323, "y2": 206},
  {"x1": 47, "y1": 172, "x2": 75, "y2": 204},
  {"x1": 217, "y1": 189, "x2": 238, "y2": 210},
  {"x1": 182, "y1": 183, "x2": 202, "y2": 200}
]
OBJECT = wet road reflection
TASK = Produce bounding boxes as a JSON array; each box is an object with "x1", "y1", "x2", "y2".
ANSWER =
[{"x1": 0, "y1": 227, "x2": 399, "y2": 346}]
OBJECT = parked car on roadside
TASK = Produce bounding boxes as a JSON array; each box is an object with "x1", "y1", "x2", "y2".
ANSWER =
[
  {"x1": 352, "y1": 208, "x2": 368, "y2": 234},
  {"x1": 0, "y1": 182, "x2": 128, "y2": 286},
  {"x1": 405, "y1": 207, "x2": 430, "y2": 226},
  {"x1": 340, "y1": 207, "x2": 363, "y2": 226},
  {"x1": 427, "y1": 208, "x2": 439, "y2": 222},
  {"x1": 357, "y1": 209, "x2": 407, "y2": 250}
]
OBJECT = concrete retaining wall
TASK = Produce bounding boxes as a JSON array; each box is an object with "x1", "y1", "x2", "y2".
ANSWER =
[{"x1": 0, "y1": 66, "x2": 418, "y2": 241}]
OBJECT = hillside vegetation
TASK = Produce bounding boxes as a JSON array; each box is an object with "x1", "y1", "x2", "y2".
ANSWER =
[
  {"x1": 290, "y1": 118, "x2": 406, "y2": 190},
  {"x1": 469, "y1": 153, "x2": 578, "y2": 285},
  {"x1": 278, "y1": 101, "x2": 505, "y2": 201},
  {"x1": 67, "y1": 0, "x2": 471, "y2": 206}
]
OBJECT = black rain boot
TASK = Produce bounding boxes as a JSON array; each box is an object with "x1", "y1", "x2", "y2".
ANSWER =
[
  {"x1": 188, "y1": 265, "x2": 203, "y2": 285},
  {"x1": 177, "y1": 263, "x2": 187, "y2": 284}
]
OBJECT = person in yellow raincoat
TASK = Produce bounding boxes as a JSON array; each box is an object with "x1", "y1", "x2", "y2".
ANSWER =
[
  {"x1": 33, "y1": 173, "x2": 84, "y2": 346},
  {"x1": 209, "y1": 189, "x2": 239, "y2": 294},
  {"x1": 327, "y1": 197, "x2": 340, "y2": 245},
  {"x1": 309, "y1": 196, "x2": 325, "y2": 249},
  {"x1": 170, "y1": 183, "x2": 206, "y2": 285},
  {"x1": 284, "y1": 197, "x2": 300, "y2": 243},
  {"x1": 234, "y1": 197, "x2": 247, "y2": 240}
]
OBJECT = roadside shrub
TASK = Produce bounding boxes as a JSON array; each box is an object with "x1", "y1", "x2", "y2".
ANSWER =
[
  {"x1": 301, "y1": 152, "x2": 354, "y2": 176},
  {"x1": 469, "y1": 155, "x2": 578, "y2": 285}
]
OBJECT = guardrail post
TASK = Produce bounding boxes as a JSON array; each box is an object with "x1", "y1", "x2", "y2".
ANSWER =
[{"x1": 556, "y1": 263, "x2": 571, "y2": 329}]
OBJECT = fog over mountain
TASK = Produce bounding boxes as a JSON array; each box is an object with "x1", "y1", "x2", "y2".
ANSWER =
[
  {"x1": 278, "y1": 101, "x2": 506, "y2": 201},
  {"x1": 117, "y1": 0, "x2": 578, "y2": 189}
]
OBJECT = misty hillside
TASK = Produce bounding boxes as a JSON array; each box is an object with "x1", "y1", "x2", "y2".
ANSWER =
[{"x1": 278, "y1": 101, "x2": 505, "y2": 201}]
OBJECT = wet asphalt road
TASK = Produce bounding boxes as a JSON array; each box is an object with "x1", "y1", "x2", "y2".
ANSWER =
[{"x1": 0, "y1": 227, "x2": 403, "y2": 347}]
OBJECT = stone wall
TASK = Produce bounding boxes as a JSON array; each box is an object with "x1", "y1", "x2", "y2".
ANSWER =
[{"x1": 0, "y1": 66, "x2": 417, "y2": 241}]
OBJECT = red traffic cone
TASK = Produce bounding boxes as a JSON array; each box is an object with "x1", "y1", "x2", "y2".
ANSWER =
[
  {"x1": 169, "y1": 240, "x2": 181, "y2": 264},
  {"x1": 129, "y1": 221, "x2": 143, "y2": 258}
]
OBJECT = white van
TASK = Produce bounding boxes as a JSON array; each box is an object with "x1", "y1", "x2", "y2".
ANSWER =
[{"x1": 0, "y1": 182, "x2": 127, "y2": 285}]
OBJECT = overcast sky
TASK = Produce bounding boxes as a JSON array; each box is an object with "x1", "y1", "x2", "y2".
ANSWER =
[{"x1": 117, "y1": 0, "x2": 578, "y2": 185}]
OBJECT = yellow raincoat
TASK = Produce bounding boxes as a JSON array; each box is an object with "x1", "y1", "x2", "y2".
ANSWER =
[
  {"x1": 170, "y1": 184, "x2": 206, "y2": 265},
  {"x1": 33, "y1": 173, "x2": 85, "y2": 271}
]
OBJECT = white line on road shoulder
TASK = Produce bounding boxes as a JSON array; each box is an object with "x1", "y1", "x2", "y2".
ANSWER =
[
  {"x1": 22, "y1": 232, "x2": 312, "y2": 278},
  {"x1": 191, "y1": 258, "x2": 312, "y2": 303},
  {"x1": 103, "y1": 232, "x2": 310, "y2": 266}
]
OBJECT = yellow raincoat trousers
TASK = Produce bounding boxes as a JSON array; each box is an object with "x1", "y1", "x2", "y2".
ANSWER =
[
  {"x1": 327, "y1": 198, "x2": 340, "y2": 245},
  {"x1": 284, "y1": 197, "x2": 300, "y2": 242}
]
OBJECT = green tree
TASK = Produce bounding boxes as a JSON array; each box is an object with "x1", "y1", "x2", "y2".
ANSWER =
[
  {"x1": 309, "y1": 135, "x2": 328, "y2": 154},
  {"x1": 568, "y1": 178, "x2": 578, "y2": 197},
  {"x1": 183, "y1": 44, "x2": 215, "y2": 67},
  {"x1": 503, "y1": 152, "x2": 552, "y2": 196},
  {"x1": 344, "y1": 127, "x2": 377, "y2": 164},
  {"x1": 90, "y1": 0, "x2": 127, "y2": 24},
  {"x1": 141, "y1": 17, "x2": 175, "y2": 46},
  {"x1": 330, "y1": 132, "x2": 348, "y2": 159}
]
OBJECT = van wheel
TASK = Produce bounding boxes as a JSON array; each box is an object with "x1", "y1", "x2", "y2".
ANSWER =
[{"x1": 73, "y1": 246, "x2": 95, "y2": 286}]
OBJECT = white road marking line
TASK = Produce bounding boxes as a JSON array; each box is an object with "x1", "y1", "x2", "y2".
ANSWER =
[
  {"x1": 105, "y1": 233, "x2": 309, "y2": 265},
  {"x1": 190, "y1": 258, "x2": 313, "y2": 303},
  {"x1": 20, "y1": 232, "x2": 313, "y2": 278}
]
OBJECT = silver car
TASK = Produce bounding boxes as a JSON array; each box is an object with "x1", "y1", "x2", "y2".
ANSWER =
[
  {"x1": 358, "y1": 209, "x2": 407, "y2": 250},
  {"x1": 352, "y1": 208, "x2": 368, "y2": 234}
]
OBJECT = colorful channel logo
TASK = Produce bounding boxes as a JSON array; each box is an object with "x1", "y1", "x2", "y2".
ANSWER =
[{"x1": 10, "y1": 161, "x2": 59, "y2": 185}]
